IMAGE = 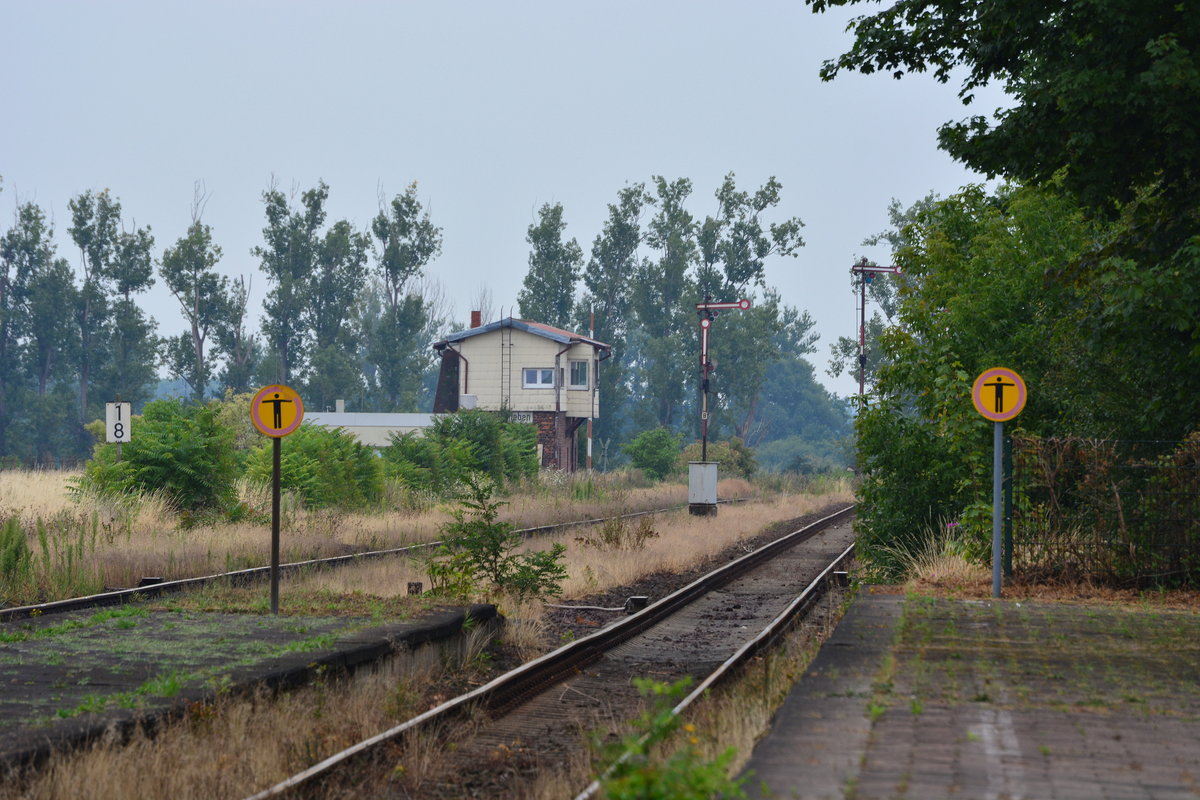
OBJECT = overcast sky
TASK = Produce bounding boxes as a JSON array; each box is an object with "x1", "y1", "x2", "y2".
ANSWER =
[{"x1": 1, "y1": 1, "x2": 1005, "y2": 399}]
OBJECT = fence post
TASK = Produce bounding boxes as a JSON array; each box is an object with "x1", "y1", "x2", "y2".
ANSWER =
[{"x1": 1004, "y1": 434, "x2": 1013, "y2": 578}]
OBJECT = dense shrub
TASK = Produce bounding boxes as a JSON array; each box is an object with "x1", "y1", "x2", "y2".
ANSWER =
[
  {"x1": 380, "y1": 410, "x2": 537, "y2": 495},
  {"x1": 246, "y1": 423, "x2": 382, "y2": 509},
  {"x1": 678, "y1": 437, "x2": 757, "y2": 479},
  {"x1": 622, "y1": 428, "x2": 683, "y2": 481},
  {"x1": 76, "y1": 399, "x2": 240, "y2": 516},
  {"x1": 426, "y1": 473, "x2": 567, "y2": 600}
]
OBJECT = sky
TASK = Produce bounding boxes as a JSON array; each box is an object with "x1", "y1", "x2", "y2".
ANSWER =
[{"x1": 1, "y1": 1, "x2": 1006, "y2": 400}]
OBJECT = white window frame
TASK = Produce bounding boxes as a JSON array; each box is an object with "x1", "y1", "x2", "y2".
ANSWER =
[
  {"x1": 568, "y1": 359, "x2": 590, "y2": 390},
  {"x1": 523, "y1": 367, "x2": 556, "y2": 389}
]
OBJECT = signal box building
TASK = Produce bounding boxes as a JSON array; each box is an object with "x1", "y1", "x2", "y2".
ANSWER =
[{"x1": 432, "y1": 314, "x2": 610, "y2": 471}]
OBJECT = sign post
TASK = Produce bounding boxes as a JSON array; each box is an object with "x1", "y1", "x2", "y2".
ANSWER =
[
  {"x1": 250, "y1": 384, "x2": 305, "y2": 614},
  {"x1": 972, "y1": 367, "x2": 1027, "y2": 598}
]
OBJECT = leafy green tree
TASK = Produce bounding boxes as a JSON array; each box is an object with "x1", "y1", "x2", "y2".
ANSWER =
[
  {"x1": 853, "y1": 182, "x2": 1112, "y2": 574},
  {"x1": 305, "y1": 216, "x2": 370, "y2": 411},
  {"x1": 97, "y1": 222, "x2": 159, "y2": 411},
  {"x1": 575, "y1": 183, "x2": 650, "y2": 444},
  {"x1": 254, "y1": 182, "x2": 326, "y2": 384},
  {"x1": 161, "y1": 209, "x2": 227, "y2": 401},
  {"x1": 754, "y1": 356, "x2": 850, "y2": 466},
  {"x1": 679, "y1": 437, "x2": 756, "y2": 479},
  {"x1": 709, "y1": 290, "x2": 818, "y2": 443},
  {"x1": 68, "y1": 189, "x2": 120, "y2": 435},
  {"x1": 808, "y1": 0, "x2": 1200, "y2": 219},
  {"x1": 24, "y1": 257, "x2": 78, "y2": 463},
  {"x1": 622, "y1": 427, "x2": 683, "y2": 481},
  {"x1": 78, "y1": 399, "x2": 240, "y2": 519},
  {"x1": 367, "y1": 184, "x2": 443, "y2": 411},
  {"x1": 810, "y1": 0, "x2": 1200, "y2": 433},
  {"x1": 696, "y1": 173, "x2": 805, "y2": 299},
  {"x1": 0, "y1": 202, "x2": 51, "y2": 457},
  {"x1": 517, "y1": 202, "x2": 582, "y2": 328},
  {"x1": 630, "y1": 177, "x2": 699, "y2": 431},
  {"x1": 214, "y1": 275, "x2": 259, "y2": 395}
]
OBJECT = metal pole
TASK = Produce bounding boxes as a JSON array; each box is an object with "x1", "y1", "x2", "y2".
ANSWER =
[
  {"x1": 859, "y1": 270, "x2": 866, "y2": 403},
  {"x1": 1004, "y1": 434, "x2": 1013, "y2": 578},
  {"x1": 700, "y1": 313, "x2": 711, "y2": 462},
  {"x1": 271, "y1": 436, "x2": 281, "y2": 614},
  {"x1": 588, "y1": 309, "x2": 594, "y2": 471},
  {"x1": 992, "y1": 421, "x2": 1003, "y2": 598}
]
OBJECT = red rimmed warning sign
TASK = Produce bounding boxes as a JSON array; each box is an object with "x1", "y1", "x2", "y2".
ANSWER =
[
  {"x1": 250, "y1": 384, "x2": 304, "y2": 437},
  {"x1": 972, "y1": 367, "x2": 1027, "y2": 422}
]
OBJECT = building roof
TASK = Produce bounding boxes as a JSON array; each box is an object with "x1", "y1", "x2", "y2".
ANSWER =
[{"x1": 433, "y1": 317, "x2": 611, "y2": 351}]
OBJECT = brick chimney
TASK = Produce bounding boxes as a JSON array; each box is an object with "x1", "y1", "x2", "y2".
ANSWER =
[{"x1": 471, "y1": 310, "x2": 482, "y2": 328}]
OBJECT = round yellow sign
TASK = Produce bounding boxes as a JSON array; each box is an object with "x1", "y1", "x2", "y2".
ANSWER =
[
  {"x1": 972, "y1": 368, "x2": 1027, "y2": 422},
  {"x1": 250, "y1": 384, "x2": 304, "y2": 437}
]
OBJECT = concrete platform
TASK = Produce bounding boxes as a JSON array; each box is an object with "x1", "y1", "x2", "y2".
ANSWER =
[
  {"x1": 740, "y1": 590, "x2": 1200, "y2": 799},
  {"x1": 0, "y1": 603, "x2": 496, "y2": 766}
]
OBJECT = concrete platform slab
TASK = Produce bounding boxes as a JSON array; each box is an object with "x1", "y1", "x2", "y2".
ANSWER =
[{"x1": 740, "y1": 591, "x2": 1200, "y2": 800}]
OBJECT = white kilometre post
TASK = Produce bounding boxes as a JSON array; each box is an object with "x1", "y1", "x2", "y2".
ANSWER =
[{"x1": 106, "y1": 401, "x2": 132, "y2": 461}]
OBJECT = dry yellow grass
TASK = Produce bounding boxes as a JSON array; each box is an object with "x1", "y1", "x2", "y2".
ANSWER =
[
  {"x1": 0, "y1": 469, "x2": 750, "y2": 604},
  {"x1": 0, "y1": 624, "x2": 497, "y2": 800},
  {"x1": 283, "y1": 477, "x2": 853, "y2": 612}
]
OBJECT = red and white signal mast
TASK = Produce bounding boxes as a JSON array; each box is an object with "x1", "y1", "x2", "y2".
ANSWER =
[
  {"x1": 850, "y1": 258, "x2": 901, "y2": 403},
  {"x1": 695, "y1": 297, "x2": 750, "y2": 461},
  {"x1": 689, "y1": 296, "x2": 750, "y2": 515}
]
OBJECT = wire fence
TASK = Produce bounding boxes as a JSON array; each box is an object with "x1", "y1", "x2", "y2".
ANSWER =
[{"x1": 1011, "y1": 435, "x2": 1200, "y2": 585}]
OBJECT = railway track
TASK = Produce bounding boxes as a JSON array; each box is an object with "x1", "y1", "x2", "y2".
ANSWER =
[
  {"x1": 246, "y1": 505, "x2": 856, "y2": 799},
  {"x1": 0, "y1": 499, "x2": 747, "y2": 623}
]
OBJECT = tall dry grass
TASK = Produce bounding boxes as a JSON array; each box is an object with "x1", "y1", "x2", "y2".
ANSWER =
[
  {"x1": 0, "y1": 623, "x2": 497, "y2": 800},
  {"x1": 286, "y1": 475, "x2": 853, "y2": 610},
  {"x1": 0, "y1": 469, "x2": 748, "y2": 606}
]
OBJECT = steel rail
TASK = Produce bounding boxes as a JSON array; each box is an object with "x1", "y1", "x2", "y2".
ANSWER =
[
  {"x1": 573, "y1": 539, "x2": 857, "y2": 800},
  {"x1": 0, "y1": 498, "x2": 748, "y2": 623},
  {"x1": 243, "y1": 503, "x2": 854, "y2": 800}
]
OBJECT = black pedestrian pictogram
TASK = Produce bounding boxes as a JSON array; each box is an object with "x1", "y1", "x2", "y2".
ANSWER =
[
  {"x1": 990, "y1": 376, "x2": 1011, "y2": 413},
  {"x1": 264, "y1": 392, "x2": 293, "y2": 429}
]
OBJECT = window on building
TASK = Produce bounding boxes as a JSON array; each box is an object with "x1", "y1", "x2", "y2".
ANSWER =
[
  {"x1": 523, "y1": 367, "x2": 555, "y2": 389},
  {"x1": 568, "y1": 360, "x2": 589, "y2": 389}
]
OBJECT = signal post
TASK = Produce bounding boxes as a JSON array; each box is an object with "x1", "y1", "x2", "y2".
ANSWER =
[
  {"x1": 250, "y1": 384, "x2": 305, "y2": 614},
  {"x1": 690, "y1": 297, "x2": 750, "y2": 516}
]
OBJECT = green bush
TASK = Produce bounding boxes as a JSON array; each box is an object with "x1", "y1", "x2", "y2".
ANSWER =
[
  {"x1": 381, "y1": 410, "x2": 538, "y2": 496},
  {"x1": 427, "y1": 473, "x2": 567, "y2": 600},
  {"x1": 76, "y1": 399, "x2": 240, "y2": 517},
  {"x1": 622, "y1": 428, "x2": 684, "y2": 481},
  {"x1": 678, "y1": 437, "x2": 757, "y2": 479},
  {"x1": 598, "y1": 677, "x2": 747, "y2": 800},
  {"x1": 855, "y1": 400, "x2": 981, "y2": 580},
  {"x1": 246, "y1": 423, "x2": 382, "y2": 509}
]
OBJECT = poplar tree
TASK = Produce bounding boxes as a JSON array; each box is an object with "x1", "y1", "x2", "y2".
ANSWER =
[{"x1": 517, "y1": 203, "x2": 581, "y2": 329}]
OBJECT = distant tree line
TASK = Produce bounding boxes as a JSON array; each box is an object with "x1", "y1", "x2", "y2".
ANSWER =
[
  {"x1": 0, "y1": 174, "x2": 849, "y2": 468},
  {"x1": 515, "y1": 173, "x2": 850, "y2": 471}
]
